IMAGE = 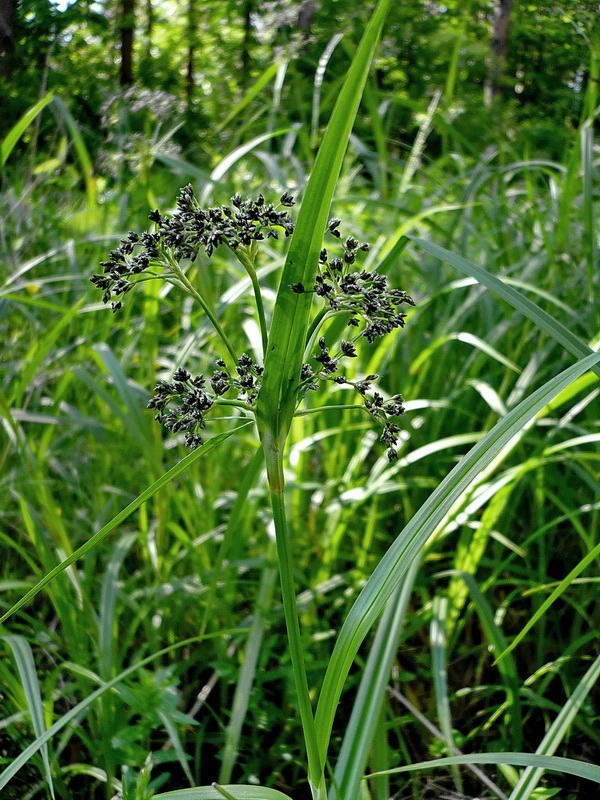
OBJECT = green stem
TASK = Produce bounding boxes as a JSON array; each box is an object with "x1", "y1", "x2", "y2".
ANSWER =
[
  {"x1": 305, "y1": 307, "x2": 329, "y2": 348},
  {"x1": 303, "y1": 308, "x2": 351, "y2": 361},
  {"x1": 232, "y1": 247, "x2": 269, "y2": 355},
  {"x1": 214, "y1": 398, "x2": 255, "y2": 413},
  {"x1": 168, "y1": 261, "x2": 237, "y2": 363},
  {"x1": 295, "y1": 403, "x2": 367, "y2": 417},
  {"x1": 263, "y1": 442, "x2": 325, "y2": 799}
]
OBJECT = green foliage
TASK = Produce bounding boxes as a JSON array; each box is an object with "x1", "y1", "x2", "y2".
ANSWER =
[{"x1": 1, "y1": 1, "x2": 599, "y2": 799}]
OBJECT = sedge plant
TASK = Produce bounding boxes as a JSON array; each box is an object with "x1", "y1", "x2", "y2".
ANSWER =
[{"x1": 89, "y1": 182, "x2": 413, "y2": 799}]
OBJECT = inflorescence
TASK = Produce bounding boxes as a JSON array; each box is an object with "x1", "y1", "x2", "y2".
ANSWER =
[
  {"x1": 293, "y1": 220, "x2": 414, "y2": 459},
  {"x1": 300, "y1": 338, "x2": 406, "y2": 461},
  {"x1": 146, "y1": 354, "x2": 263, "y2": 448},
  {"x1": 291, "y1": 223, "x2": 414, "y2": 342},
  {"x1": 91, "y1": 184, "x2": 295, "y2": 312},
  {"x1": 93, "y1": 187, "x2": 414, "y2": 460}
]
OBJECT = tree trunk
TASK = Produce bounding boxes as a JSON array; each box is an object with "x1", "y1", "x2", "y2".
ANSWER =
[
  {"x1": 0, "y1": 0, "x2": 16, "y2": 77},
  {"x1": 298, "y1": 0, "x2": 316, "y2": 34},
  {"x1": 185, "y1": 0, "x2": 196, "y2": 114},
  {"x1": 486, "y1": 0, "x2": 513, "y2": 104},
  {"x1": 240, "y1": 0, "x2": 253, "y2": 87},
  {"x1": 120, "y1": 0, "x2": 135, "y2": 86}
]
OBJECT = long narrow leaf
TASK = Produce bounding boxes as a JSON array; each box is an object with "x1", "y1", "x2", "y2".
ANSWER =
[
  {"x1": 365, "y1": 753, "x2": 600, "y2": 783},
  {"x1": 406, "y1": 236, "x2": 600, "y2": 378},
  {"x1": 430, "y1": 597, "x2": 462, "y2": 794},
  {"x1": 218, "y1": 62, "x2": 281, "y2": 131},
  {"x1": 1, "y1": 95, "x2": 54, "y2": 166},
  {"x1": 2, "y1": 636, "x2": 55, "y2": 798},
  {"x1": 314, "y1": 350, "x2": 600, "y2": 765},
  {"x1": 51, "y1": 96, "x2": 96, "y2": 206},
  {"x1": 257, "y1": 0, "x2": 394, "y2": 442},
  {"x1": 153, "y1": 787, "x2": 293, "y2": 800},
  {"x1": 0, "y1": 424, "x2": 252, "y2": 624}
]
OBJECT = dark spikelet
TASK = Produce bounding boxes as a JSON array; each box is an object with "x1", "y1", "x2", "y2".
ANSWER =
[
  {"x1": 92, "y1": 186, "x2": 297, "y2": 312},
  {"x1": 295, "y1": 216, "x2": 412, "y2": 460}
]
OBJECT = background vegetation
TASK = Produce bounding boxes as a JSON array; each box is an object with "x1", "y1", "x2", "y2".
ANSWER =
[{"x1": 1, "y1": 1, "x2": 599, "y2": 799}]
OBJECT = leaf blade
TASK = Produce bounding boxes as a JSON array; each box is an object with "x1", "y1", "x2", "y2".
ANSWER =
[
  {"x1": 365, "y1": 753, "x2": 600, "y2": 784},
  {"x1": 0, "y1": 94, "x2": 54, "y2": 166},
  {"x1": 257, "y1": 0, "x2": 394, "y2": 441},
  {"x1": 314, "y1": 350, "x2": 600, "y2": 765},
  {"x1": 0, "y1": 424, "x2": 252, "y2": 624}
]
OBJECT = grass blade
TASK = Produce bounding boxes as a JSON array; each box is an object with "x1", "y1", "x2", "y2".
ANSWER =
[
  {"x1": 257, "y1": 0, "x2": 394, "y2": 443},
  {"x1": 51, "y1": 96, "x2": 96, "y2": 206},
  {"x1": 153, "y1": 787, "x2": 293, "y2": 800},
  {"x1": 158, "y1": 710, "x2": 195, "y2": 787},
  {"x1": 0, "y1": 424, "x2": 252, "y2": 624},
  {"x1": 314, "y1": 350, "x2": 600, "y2": 766},
  {"x1": 2, "y1": 636, "x2": 55, "y2": 798},
  {"x1": 311, "y1": 33, "x2": 344, "y2": 147},
  {"x1": 409, "y1": 331, "x2": 521, "y2": 375},
  {"x1": 218, "y1": 62, "x2": 281, "y2": 131},
  {"x1": 509, "y1": 656, "x2": 600, "y2": 800},
  {"x1": 406, "y1": 235, "x2": 600, "y2": 378},
  {"x1": 98, "y1": 533, "x2": 137, "y2": 679},
  {"x1": 365, "y1": 753, "x2": 600, "y2": 784},
  {"x1": 1, "y1": 94, "x2": 54, "y2": 166},
  {"x1": 430, "y1": 597, "x2": 463, "y2": 794}
]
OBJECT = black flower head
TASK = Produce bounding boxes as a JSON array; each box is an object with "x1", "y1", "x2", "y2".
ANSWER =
[
  {"x1": 307, "y1": 221, "x2": 414, "y2": 345},
  {"x1": 327, "y1": 218, "x2": 341, "y2": 238},
  {"x1": 92, "y1": 187, "x2": 297, "y2": 312},
  {"x1": 340, "y1": 340, "x2": 357, "y2": 358},
  {"x1": 280, "y1": 191, "x2": 295, "y2": 207}
]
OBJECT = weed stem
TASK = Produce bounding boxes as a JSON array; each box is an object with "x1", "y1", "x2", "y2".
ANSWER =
[
  {"x1": 168, "y1": 258, "x2": 237, "y2": 363},
  {"x1": 230, "y1": 246, "x2": 269, "y2": 356}
]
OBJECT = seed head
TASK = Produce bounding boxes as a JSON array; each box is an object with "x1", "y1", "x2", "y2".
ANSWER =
[{"x1": 92, "y1": 186, "x2": 297, "y2": 312}]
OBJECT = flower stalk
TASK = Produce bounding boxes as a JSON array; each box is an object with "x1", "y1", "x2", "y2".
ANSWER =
[{"x1": 262, "y1": 443, "x2": 324, "y2": 797}]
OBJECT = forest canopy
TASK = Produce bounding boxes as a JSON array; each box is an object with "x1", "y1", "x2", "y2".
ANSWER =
[{"x1": 2, "y1": 0, "x2": 599, "y2": 162}]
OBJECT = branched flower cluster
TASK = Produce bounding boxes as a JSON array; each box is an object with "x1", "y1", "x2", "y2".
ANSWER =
[
  {"x1": 299, "y1": 338, "x2": 406, "y2": 460},
  {"x1": 93, "y1": 189, "x2": 413, "y2": 461},
  {"x1": 153, "y1": 185, "x2": 295, "y2": 261},
  {"x1": 90, "y1": 230, "x2": 156, "y2": 312},
  {"x1": 91, "y1": 185, "x2": 296, "y2": 311},
  {"x1": 292, "y1": 220, "x2": 414, "y2": 459},
  {"x1": 292, "y1": 222, "x2": 415, "y2": 343},
  {"x1": 147, "y1": 354, "x2": 263, "y2": 448}
]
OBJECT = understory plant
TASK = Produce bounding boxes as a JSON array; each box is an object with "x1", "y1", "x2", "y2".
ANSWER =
[
  {"x1": 2, "y1": 1, "x2": 600, "y2": 799},
  {"x1": 90, "y1": 163, "x2": 414, "y2": 800}
]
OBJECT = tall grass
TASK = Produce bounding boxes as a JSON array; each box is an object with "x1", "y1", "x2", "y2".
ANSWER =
[{"x1": 1, "y1": 4, "x2": 599, "y2": 799}]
